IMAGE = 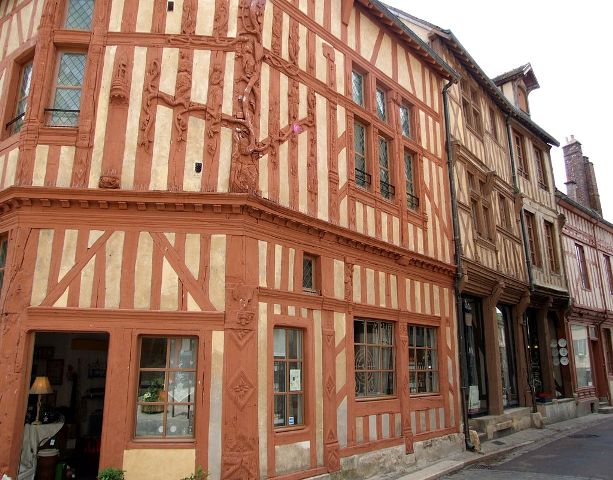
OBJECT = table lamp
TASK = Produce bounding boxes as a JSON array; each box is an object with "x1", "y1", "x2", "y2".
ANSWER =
[{"x1": 30, "y1": 376, "x2": 53, "y2": 424}]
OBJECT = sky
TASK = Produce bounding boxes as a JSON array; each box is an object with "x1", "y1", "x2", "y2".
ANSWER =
[{"x1": 384, "y1": 0, "x2": 613, "y2": 218}]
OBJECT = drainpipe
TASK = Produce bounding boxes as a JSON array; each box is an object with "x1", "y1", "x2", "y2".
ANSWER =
[
  {"x1": 443, "y1": 79, "x2": 474, "y2": 451},
  {"x1": 505, "y1": 115, "x2": 537, "y2": 413}
]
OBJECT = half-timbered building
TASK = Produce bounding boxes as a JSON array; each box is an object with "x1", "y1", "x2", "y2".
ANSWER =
[
  {"x1": 0, "y1": 1, "x2": 463, "y2": 479},
  {"x1": 393, "y1": 10, "x2": 571, "y2": 437},
  {"x1": 557, "y1": 137, "x2": 613, "y2": 415}
]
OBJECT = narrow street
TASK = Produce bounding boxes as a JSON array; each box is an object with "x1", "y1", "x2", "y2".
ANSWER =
[{"x1": 443, "y1": 416, "x2": 613, "y2": 480}]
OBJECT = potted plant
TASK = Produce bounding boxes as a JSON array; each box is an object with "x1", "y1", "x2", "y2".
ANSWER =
[
  {"x1": 140, "y1": 378, "x2": 165, "y2": 414},
  {"x1": 97, "y1": 468, "x2": 125, "y2": 480}
]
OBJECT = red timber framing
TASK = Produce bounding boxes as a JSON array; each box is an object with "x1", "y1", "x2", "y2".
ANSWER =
[{"x1": 0, "y1": 1, "x2": 460, "y2": 478}]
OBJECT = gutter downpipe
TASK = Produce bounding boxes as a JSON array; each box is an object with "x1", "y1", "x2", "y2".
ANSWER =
[
  {"x1": 505, "y1": 114, "x2": 537, "y2": 413},
  {"x1": 443, "y1": 79, "x2": 474, "y2": 451}
]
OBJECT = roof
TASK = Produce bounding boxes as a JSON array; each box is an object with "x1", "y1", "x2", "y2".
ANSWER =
[
  {"x1": 556, "y1": 189, "x2": 613, "y2": 231},
  {"x1": 492, "y1": 63, "x2": 540, "y2": 93},
  {"x1": 389, "y1": 7, "x2": 559, "y2": 147},
  {"x1": 354, "y1": 0, "x2": 460, "y2": 82}
]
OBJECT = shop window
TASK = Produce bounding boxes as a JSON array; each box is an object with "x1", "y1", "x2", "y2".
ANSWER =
[
  {"x1": 6, "y1": 61, "x2": 33, "y2": 136},
  {"x1": 378, "y1": 136, "x2": 394, "y2": 200},
  {"x1": 514, "y1": 132, "x2": 529, "y2": 179},
  {"x1": 404, "y1": 151, "x2": 418, "y2": 210},
  {"x1": 544, "y1": 221, "x2": 559, "y2": 273},
  {"x1": 534, "y1": 148, "x2": 548, "y2": 190},
  {"x1": 0, "y1": 236, "x2": 7, "y2": 294},
  {"x1": 604, "y1": 255, "x2": 613, "y2": 295},
  {"x1": 47, "y1": 52, "x2": 86, "y2": 127},
  {"x1": 273, "y1": 327, "x2": 304, "y2": 428},
  {"x1": 354, "y1": 319, "x2": 395, "y2": 398},
  {"x1": 525, "y1": 211, "x2": 541, "y2": 267},
  {"x1": 571, "y1": 325, "x2": 593, "y2": 388},
  {"x1": 375, "y1": 87, "x2": 387, "y2": 121},
  {"x1": 351, "y1": 70, "x2": 365, "y2": 107},
  {"x1": 354, "y1": 121, "x2": 371, "y2": 188},
  {"x1": 408, "y1": 326, "x2": 438, "y2": 394},
  {"x1": 399, "y1": 104, "x2": 412, "y2": 138},
  {"x1": 461, "y1": 80, "x2": 482, "y2": 134},
  {"x1": 575, "y1": 244, "x2": 590, "y2": 290},
  {"x1": 135, "y1": 336, "x2": 197, "y2": 438},
  {"x1": 302, "y1": 254, "x2": 318, "y2": 293},
  {"x1": 64, "y1": 0, "x2": 95, "y2": 30}
]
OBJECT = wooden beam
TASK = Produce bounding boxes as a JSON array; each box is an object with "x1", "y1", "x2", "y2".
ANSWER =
[{"x1": 341, "y1": 0, "x2": 353, "y2": 25}]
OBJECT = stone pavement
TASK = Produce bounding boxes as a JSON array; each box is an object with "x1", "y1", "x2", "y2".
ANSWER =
[{"x1": 366, "y1": 413, "x2": 611, "y2": 480}]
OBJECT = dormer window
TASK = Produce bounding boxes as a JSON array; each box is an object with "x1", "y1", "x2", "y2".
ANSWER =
[{"x1": 517, "y1": 86, "x2": 528, "y2": 113}]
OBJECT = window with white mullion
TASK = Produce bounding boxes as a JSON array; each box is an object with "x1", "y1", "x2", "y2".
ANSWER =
[{"x1": 378, "y1": 136, "x2": 393, "y2": 199}]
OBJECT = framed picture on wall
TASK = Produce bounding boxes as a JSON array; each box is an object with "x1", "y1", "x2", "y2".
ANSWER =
[{"x1": 46, "y1": 359, "x2": 64, "y2": 385}]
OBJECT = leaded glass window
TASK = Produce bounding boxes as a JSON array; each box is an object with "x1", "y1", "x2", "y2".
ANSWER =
[
  {"x1": 48, "y1": 53, "x2": 86, "y2": 127},
  {"x1": 354, "y1": 121, "x2": 370, "y2": 187},
  {"x1": 8, "y1": 62, "x2": 33, "y2": 135},
  {"x1": 135, "y1": 337, "x2": 197, "y2": 438},
  {"x1": 302, "y1": 255, "x2": 316, "y2": 292},
  {"x1": 400, "y1": 105, "x2": 411, "y2": 137},
  {"x1": 404, "y1": 151, "x2": 418, "y2": 209},
  {"x1": 64, "y1": 0, "x2": 94, "y2": 30},
  {"x1": 379, "y1": 137, "x2": 393, "y2": 199},
  {"x1": 352, "y1": 70, "x2": 364, "y2": 106},
  {"x1": 408, "y1": 326, "x2": 439, "y2": 394},
  {"x1": 274, "y1": 328, "x2": 304, "y2": 428},
  {"x1": 0, "y1": 237, "x2": 7, "y2": 294},
  {"x1": 376, "y1": 88, "x2": 386, "y2": 121},
  {"x1": 354, "y1": 319, "x2": 395, "y2": 397}
]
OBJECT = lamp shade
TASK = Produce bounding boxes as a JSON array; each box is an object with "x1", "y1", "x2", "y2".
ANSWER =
[{"x1": 30, "y1": 376, "x2": 53, "y2": 395}]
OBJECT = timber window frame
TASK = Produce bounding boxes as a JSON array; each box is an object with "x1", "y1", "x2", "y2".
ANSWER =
[
  {"x1": 354, "y1": 319, "x2": 395, "y2": 398},
  {"x1": 467, "y1": 171, "x2": 493, "y2": 241},
  {"x1": 353, "y1": 120, "x2": 372, "y2": 188},
  {"x1": 47, "y1": 51, "x2": 87, "y2": 127},
  {"x1": 273, "y1": 327, "x2": 305, "y2": 429},
  {"x1": 375, "y1": 85, "x2": 388, "y2": 122},
  {"x1": 489, "y1": 107, "x2": 499, "y2": 143},
  {"x1": 461, "y1": 80, "x2": 482, "y2": 134},
  {"x1": 352, "y1": 69, "x2": 366, "y2": 108},
  {"x1": 604, "y1": 255, "x2": 613, "y2": 295},
  {"x1": 4, "y1": 59, "x2": 33, "y2": 137},
  {"x1": 399, "y1": 102, "x2": 413, "y2": 139},
  {"x1": 525, "y1": 211, "x2": 541, "y2": 267},
  {"x1": 514, "y1": 132, "x2": 529, "y2": 179},
  {"x1": 135, "y1": 336, "x2": 197, "y2": 439},
  {"x1": 63, "y1": 0, "x2": 95, "y2": 31},
  {"x1": 498, "y1": 194, "x2": 512, "y2": 231},
  {"x1": 543, "y1": 220, "x2": 559, "y2": 273},
  {"x1": 408, "y1": 325, "x2": 439, "y2": 395},
  {"x1": 302, "y1": 253, "x2": 319, "y2": 294},
  {"x1": 404, "y1": 151, "x2": 418, "y2": 210},
  {"x1": 378, "y1": 135, "x2": 395, "y2": 200},
  {"x1": 575, "y1": 243, "x2": 590, "y2": 290},
  {"x1": 534, "y1": 148, "x2": 549, "y2": 191}
]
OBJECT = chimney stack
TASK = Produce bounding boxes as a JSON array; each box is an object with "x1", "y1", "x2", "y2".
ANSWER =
[{"x1": 562, "y1": 136, "x2": 602, "y2": 215}]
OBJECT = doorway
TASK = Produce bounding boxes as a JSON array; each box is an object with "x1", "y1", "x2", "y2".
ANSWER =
[
  {"x1": 20, "y1": 332, "x2": 109, "y2": 480},
  {"x1": 496, "y1": 305, "x2": 518, "y2": 408},
  {"x1": 464, "y1": 297, "x2": 488, "y2": 416}
]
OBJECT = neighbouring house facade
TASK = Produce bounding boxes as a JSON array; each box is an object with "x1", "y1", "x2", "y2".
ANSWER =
[
  {"x1": 0, "y1": 1, "x2": 464, "y2": 479},
  {"x1": 394, "y1": 10, "x2": 572, "y2": 435},
  {"x1": 557, "y1": 137, "x2": 613, "y2": 414}
]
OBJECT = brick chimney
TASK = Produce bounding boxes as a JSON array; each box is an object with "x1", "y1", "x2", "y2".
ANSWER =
[{"x1": 562, "y1": 135, "x2": 602, "y2": 215}]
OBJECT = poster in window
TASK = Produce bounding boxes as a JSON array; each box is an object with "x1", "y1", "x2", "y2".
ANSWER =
[
  {"x1": 468, "y1": 385, "x2": 480, "y2": 413},
  {"x1": 289, "y1": 369, "x2": 301, "y2": 391}
]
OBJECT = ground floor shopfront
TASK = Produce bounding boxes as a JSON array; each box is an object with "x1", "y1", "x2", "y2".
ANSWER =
[{"x1": 0, "y1": 196, "x2": 463, "y2": 480}]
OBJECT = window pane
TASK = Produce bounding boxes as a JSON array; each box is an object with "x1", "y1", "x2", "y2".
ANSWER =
[
  {"x1": 273, "y1": 329, "x2": 286, "y2": 358},
  {"x1": 381, "y1": 346, "x2": 394, "y2": 370},
  {"x1": 166, "y1": 404, "x2": 194, "y2": 437},
  {"x1": 400, "y1": 106, "x2": 410, "y2": 137},
  {"x1": 288, "y1": 394, "x2": 303, "y2": 426},
  {"x1": 427, "y1": 328, "x2": 437, "y2": 348},
  {"x1": 136, "y1": 404, "x2": 164, "y2": 436},
  {"x1": 65, "y1": 0, "x2": 94, "y2": 30},
  {"x1": 352, "y1": 71, "x2": 364, "y2": 106},
  {"x1": 367, "y1": 321, "x2": 379, "y2": 344},
  {"x1": 287, "y1": 330, "x2": 302, "y2": 359},
  {"x1": 571, "y1": 325, "x2": 592, "y2": 388},
  {"x1": 355, "y1": 372, "x2": 366, "y2": 396},
  {"x1": 140, "y1": 338, "x2": 167, "y2": 368},
  {"x1": 169, "y1": 337, "x2": 197, "y2": 369},
  {"x1": 367, "y1": 347, "x2": 380, "y2": 369},
  {"x1": 167, "y1": 371, "x2": 195, "y2": 403},
  {"x1": 274, "y1": 395, "x2": 286, "y2": 427},
  {"x1": 380, "y1": 322, "x2": 393, "y2": 345},
  {"x1": 354, "y1": 345, "x2": 365, "y2": 369},
  {"x1": 354, "y1": 322, "x2": 365, "y2": 344},
  {"x1": 415, "y1": 327, "x2": 425, "y2": 348},
  {"x1": 354, "y1": 123, "x2": 365, "y2": 158},
  {"x1": 376, "y1": 88, "x2": 386, "y2": 120},
  {"x1": 367, "y1": 371, "x2": 380, "y2": 395},
  {"x1": 57, "y1": 53, "x2": 86, "y2": 86},
  {"x1": 288, "y1": 361, "x2": 302, "y2": 392},
  {"x1": 138, "y1": 371, "x2": 165, "y2": 400},
  {"x1": 382, "y1": 372, "x2": 394, "y2": 395},
  {"x1": 273, "y1": 361, "x2": 286, "y2": 393},
  {"x1": 302, "y1": 257, "x2": 314, "y2": 290}
]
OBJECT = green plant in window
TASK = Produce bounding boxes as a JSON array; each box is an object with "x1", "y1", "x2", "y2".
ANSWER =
[
  {"x1": 97, "y1": 468, "x2": 125, "y2": 480},
  {"x1": 141, "y1": 378, "x2": 165, "y2": 402}
]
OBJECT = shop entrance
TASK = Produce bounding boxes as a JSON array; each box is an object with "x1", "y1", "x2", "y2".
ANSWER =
[
  {"x1": 464, "y1": 297, "x2": 488, "y2": 416},
  {"x1": 19, "y1": 332, "x2": 109, "y2": 480},
  {"x1": 496, "y1": 305, "x2": 518, "y2": 408}
]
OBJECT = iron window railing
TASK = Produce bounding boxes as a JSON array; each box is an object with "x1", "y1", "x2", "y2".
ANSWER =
[
  {"x1": 5, "y1": 112, "x2": 26, "y2": 135},
  {"x1": 407, "y1": 192, "x2": 419, "y2": 210},
  {"x1": 45, "y1": 108, "x2": 80, "y2": 127},
  {"x1": 379, "y1": 180, "x2": 395, "y2": 200},
  {"x1": 355, "y1": 168, "x2": 372, "y2": 188}
]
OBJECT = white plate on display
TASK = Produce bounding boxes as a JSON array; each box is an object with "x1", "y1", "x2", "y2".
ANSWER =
[
  {"x1": 560, "y1": 357, "x2": 570, "y2": 366},
  {"x1": 558, "y1": 338, "x2": 567, "y2": 348}
]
